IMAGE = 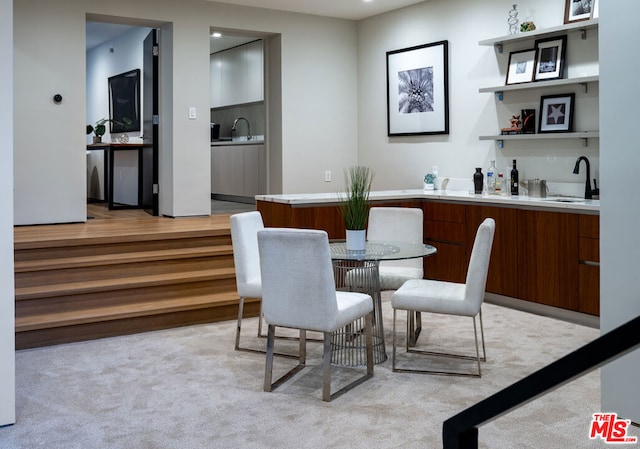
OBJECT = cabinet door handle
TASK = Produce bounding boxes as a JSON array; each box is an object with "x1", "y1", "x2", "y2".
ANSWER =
[{"x1": 579, "y1": 260, "x2": 600, "y2": 267}]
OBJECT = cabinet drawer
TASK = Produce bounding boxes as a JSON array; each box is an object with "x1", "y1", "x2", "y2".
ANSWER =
[
  {"x1": 424, "y1": 240, "x2": 467, "y2": 283},
  {"x1": 579, "y1": 237, "x2": 599, "y2": 263},
  {"x1": 424, "y1": 221, "x2": 466, "y2": 244},
  {"x1": 423, "y1": 201, "x2": 465, "y2": 223},
  {"x1": 579, "y1": 215, "x2": 599, "y2": 238}
]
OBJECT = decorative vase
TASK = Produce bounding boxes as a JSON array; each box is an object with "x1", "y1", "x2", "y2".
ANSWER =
[
  {"x1": 508, "y1": 4, "x2": 519, "y2": 35},
  {"x1": 346, "y1": 229, "x2": 366, "y2": 252},
  {"x1": 92, "y1": 136, "x2": 102, "y2": 144},
  {"x1": 474, "y1": 168, "x2": 484, "y2": 194}
]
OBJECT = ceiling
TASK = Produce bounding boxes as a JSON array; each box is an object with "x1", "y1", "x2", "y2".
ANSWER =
[
  {"x1": 205, "y1": 0, "x2": 427, "y2": 21},
  {"x1": 87, "y1": 0, "x2": 427, "y2": 52}
]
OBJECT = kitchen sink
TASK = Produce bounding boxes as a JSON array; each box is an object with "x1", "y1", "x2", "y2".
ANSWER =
[{"x1": 541, "y1": 197, "x2": 585, "y2": 203}]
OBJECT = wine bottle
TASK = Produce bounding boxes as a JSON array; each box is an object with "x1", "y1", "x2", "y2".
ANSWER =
[{"x1": 511, "y1": 159, "x2": 519, "y2": 195}]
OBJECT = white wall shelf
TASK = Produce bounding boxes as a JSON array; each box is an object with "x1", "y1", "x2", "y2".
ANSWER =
[
  {"x1": 479, "y1": 75, "x2": 599, "y2": 98},
  {"x1": 480, "y1": 131, "x2": 599, "y2": 148},
  {"x1": 479, "y1": 19, "x2": 598, "y2": 53}
]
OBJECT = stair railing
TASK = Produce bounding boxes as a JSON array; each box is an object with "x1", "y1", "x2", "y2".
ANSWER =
[{"x1": 443, "y1": 314, "x2": 640, "y2": 449}]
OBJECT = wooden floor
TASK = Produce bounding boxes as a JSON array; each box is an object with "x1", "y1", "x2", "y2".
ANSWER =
[{"x1": 13, "y1": 204, "x2": 257, "y2": 349}]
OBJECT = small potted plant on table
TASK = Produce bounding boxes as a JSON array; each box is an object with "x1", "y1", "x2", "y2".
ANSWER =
[{"x1": 338, "y1": 166, "x2": 374, "y2": 251}]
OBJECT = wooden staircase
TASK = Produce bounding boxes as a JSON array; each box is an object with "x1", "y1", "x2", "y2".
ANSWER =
[{"x1": 14, "y1": 215, "x2": 259, "y2": 349}]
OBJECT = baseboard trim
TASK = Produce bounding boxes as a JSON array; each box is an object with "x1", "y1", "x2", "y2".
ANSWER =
[{"x1": 485, "y1": 293, "x2": 600, "y2": 329}]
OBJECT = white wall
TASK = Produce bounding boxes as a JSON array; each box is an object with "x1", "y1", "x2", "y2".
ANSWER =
[
  {"x1": 0, "y1": 0, "x2": 15, "y2": 427},
  {"x1": 357, "y1": 0, "x2": 599, "y2": 193},
  {"x1": 599, "y1": 0, "x2": 640, "y2": 423},
  {"x1": 13, "y1": 0, "x2": 360, "y2": 224}
]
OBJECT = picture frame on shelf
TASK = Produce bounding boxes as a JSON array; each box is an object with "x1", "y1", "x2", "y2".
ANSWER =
[
  {"x1": 539, "y1": 93, "x2": 575, "y2": 133},
  {"x1": 386, "y1": 40, "x2": 449, "y2": 136},
  {"x1": 564, "y1": 0, "x2": 594, "y2": 24},
  {"x1": 534, "y1": 36, "x2": 567, "y2": 82},
  {"x1": 521, "y1": 109, "x2": 536, "y2": 134},
  {"x1": 591, "y1": 0, "x2": 599, "y2": 19},
  {"x1": 505, "y1": 49, "x2": 536, "y2": 85}
]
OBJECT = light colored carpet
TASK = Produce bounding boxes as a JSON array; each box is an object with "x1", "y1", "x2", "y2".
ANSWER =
[{"x1": 2, "y1": 293, "x2": 637, "y2": 448}]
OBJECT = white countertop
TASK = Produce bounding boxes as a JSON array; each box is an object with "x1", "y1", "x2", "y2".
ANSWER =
[{"x1": 256, "y1": 189, "x2": 600, "y2": 213}]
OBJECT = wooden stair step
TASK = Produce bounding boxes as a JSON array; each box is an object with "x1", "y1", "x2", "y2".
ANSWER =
[
  {"x1": 15, "y1": 291, "x2": 242, "y2": 332},
  {"x1": 15, "y1": 267, "x2": 236, "y2": 301},
  {"x1": 14, "y1": 245, "x2": 234, "y2": 272}
]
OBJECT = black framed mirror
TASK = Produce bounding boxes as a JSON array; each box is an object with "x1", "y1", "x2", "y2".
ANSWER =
[{"x1": 108, "y1": 69, "x2": 141, "y2": 133}]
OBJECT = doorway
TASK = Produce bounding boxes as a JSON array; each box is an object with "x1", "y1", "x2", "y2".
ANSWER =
[{"x1": 86, "y1": 19, "x2": 160, "y2": 217}]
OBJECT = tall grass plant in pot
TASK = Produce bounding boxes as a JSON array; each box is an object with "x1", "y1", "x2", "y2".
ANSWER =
[{"x1": 338, "y1": 166, "x2": 374, "y2": 251}]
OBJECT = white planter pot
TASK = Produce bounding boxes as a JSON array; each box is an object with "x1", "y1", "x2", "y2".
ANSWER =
[{"x1": 346, "y1": 229, "x2": 366, "y2": 252}]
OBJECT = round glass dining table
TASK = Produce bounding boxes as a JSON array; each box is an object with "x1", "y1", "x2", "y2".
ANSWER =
[{"x1": 329, "y1": 240, "x2": 437, "y2": 366}]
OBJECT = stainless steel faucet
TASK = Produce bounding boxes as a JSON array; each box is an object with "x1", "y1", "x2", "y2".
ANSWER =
[
  {"x1": 573, "y1": 156, "x2": 594, "y2": 199},
  {"x1": 231, "y1": 117, "x2": 252, "y2": 141}
]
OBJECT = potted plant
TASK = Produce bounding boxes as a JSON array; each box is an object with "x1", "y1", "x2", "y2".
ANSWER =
[
  {"x1": 86, "y1": 118, "x2": 109, "y2": 144},
  {"x1": 338, "y1": 166, "x2": 374, "y2": 251},
  {"x1": 86, "y1": 117, "x2": 132, "y2": 144}
]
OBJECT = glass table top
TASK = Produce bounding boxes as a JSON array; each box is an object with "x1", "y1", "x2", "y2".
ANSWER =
[{"x1": 329, "y1": 240, "x2": 437, "y2": 261}]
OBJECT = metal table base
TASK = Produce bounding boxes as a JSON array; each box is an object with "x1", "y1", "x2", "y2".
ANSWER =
[{"x1": 331, "y1": 260, "x2": 386, "y2": 366}]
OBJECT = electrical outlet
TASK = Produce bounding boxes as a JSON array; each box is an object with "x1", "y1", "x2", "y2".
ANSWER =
[{"x1": 325, "y1": 170, "x2": 332, "y2": 182}]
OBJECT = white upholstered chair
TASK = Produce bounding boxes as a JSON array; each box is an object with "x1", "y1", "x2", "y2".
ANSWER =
[
  {"x1": 230, "y1": 211, "x2": 266, "y2": 354},
  {"x1": 258, "y1": 228, "x2": 374, "y2": 402},
  {"x1": 367, "y1": 207, "x2": 424, "y2": 343},
  {"x1": 391, "y1": 218, "x2": 495, "y2": 377}
]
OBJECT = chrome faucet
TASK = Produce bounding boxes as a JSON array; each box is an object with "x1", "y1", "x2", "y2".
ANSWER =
[
  {"x1": 231, "y1": 117, "x2": 252, "y2": 141},
  {"x1": 572, "y1": 156, "x2": 594, "y2": 199}
]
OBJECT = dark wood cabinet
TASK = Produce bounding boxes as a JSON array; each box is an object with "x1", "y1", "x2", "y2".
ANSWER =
[
  {"x1": 422, "y1": 201, "x2": 467, "y2": 283},
  {"x1": 466, "y1": 205, "x2": 518, "y2": 298},
  {"x1": 578, "y1": 215, "x2": 600, "y2": 315},
  {"x1": 517, "y1": 210, "x2": 580, "y2": 310},
  {"x1": 257, "y1": 198, "x2": 599, "y2": 316}
]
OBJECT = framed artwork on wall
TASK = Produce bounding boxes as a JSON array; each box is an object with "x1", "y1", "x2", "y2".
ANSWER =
[
  {"x1": 539, "y1": 93, "x2": 575, "y2": 133},
  {"x1": 564, "y1": 0, "x2": 594, "y2": 24},
  {"x1": 506, "y1": 49, "x2": 536, "y2": 85},
  {"x1": 534, "y1": 36, "x2": 567, "y2": 82},
  {"x1": 386, "y1": 40, "x2": 449, "y2": 136},
  {"x1": 108, "y1": 69, "x2": 141, "y2": 134}
]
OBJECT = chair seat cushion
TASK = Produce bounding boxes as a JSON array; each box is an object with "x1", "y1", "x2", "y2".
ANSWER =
[
  {"x1": 331, "y1": 292, "x2": 374, "y2": 332},
  {"x1": 378, "y1": 266, "x2": 423, "y2": 291},
  {"x1": 392, "y1": 279, "x2": 478, "y2": 317}
]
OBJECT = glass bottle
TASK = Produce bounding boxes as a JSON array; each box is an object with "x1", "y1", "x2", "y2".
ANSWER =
[
  {"x1": 473, "y1": 168, "x2": 484, "y2": 194},
  {"x1": 511, "y1": 159, "x2": 519, "y2": 195},
  {"x1": 487, "y1": 160, "x2": 497, "y2": 193}
]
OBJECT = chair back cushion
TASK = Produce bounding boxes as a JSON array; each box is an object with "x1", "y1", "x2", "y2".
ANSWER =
[
  {"x1": 258, "y1": 228, "x2": 340, "y2": 332},
  {"x1": 368, "y1": 207, "x2": 423, "y2": 275},
  {"x1": 464, "y1": 218, "x2": 496, "y2": 313},
  {"x1": 230, "y1": 211, "x2": 264, "y2": 298}
]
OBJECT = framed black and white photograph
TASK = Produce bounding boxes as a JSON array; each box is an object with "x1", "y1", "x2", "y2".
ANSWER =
[
  {"x1": 108, "y1": 69, "x2": 141, "y2": 133},
  {"x1": 534, "y1": 36, "x2": 567, "y2": 82},
  {"x1": 539, "y1": 93, "x2": 575, "y2": 133},
  {"x1": 564, "y1": 0, "x2": 594, "y2": 24},
  {"x1": 506, "y1": 49, "x2": 536, "y2": 85},
  {"x1": 591, "y1": 0, "x2": 599, "y2": 19},
  {"x1": 386, "y1": 40, "x2": 449, "y2": 136}
]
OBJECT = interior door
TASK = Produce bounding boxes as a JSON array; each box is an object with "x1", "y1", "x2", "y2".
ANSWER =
[{"x1": 142, "y1": 29, "x2": 159, "y2": 215}]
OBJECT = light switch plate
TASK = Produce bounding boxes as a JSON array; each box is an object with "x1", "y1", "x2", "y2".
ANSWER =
[{"x1": 188, "y1": 107, "x2": 197, "y2": 119}]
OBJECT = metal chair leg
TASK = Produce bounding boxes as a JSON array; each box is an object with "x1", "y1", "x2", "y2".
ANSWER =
[{"x1": 392, "y1": 308, "x2": 484, "y2": 377}]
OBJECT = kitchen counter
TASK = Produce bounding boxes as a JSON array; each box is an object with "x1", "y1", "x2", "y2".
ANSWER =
[
  {"x1": 211, "y1": 137, "x2": 265, "y2": 146},
  {"x1": 256, "y1": 189, "x2": 599, "y2": 213}
]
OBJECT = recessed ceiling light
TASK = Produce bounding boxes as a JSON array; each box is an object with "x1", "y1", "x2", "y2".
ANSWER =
[{"x1": 211, "y1": 32, "x2": 222, "y2": 38}]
